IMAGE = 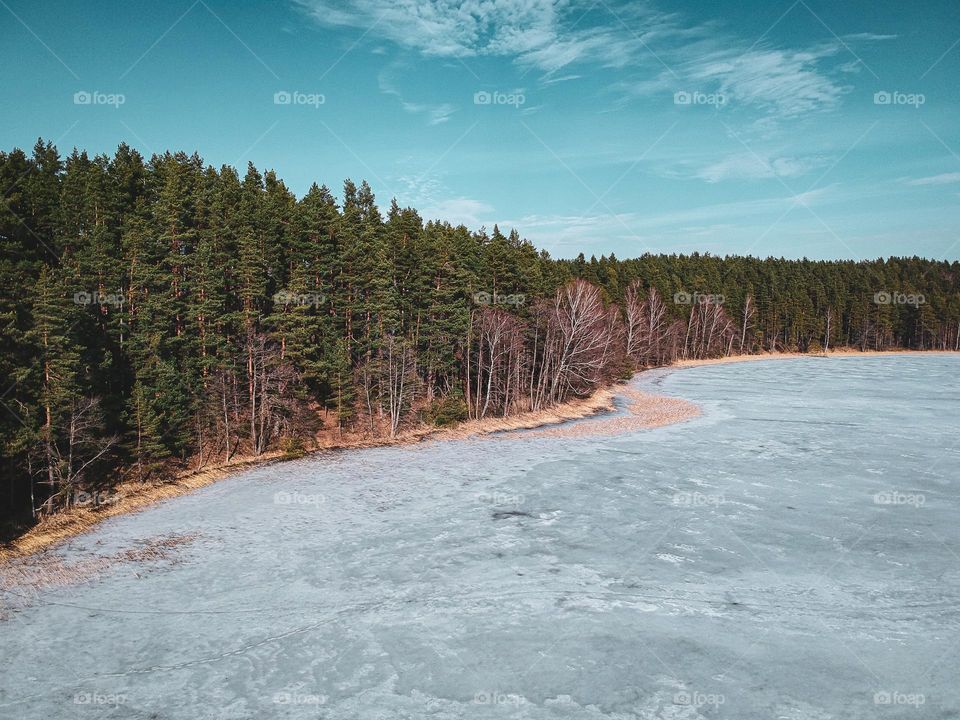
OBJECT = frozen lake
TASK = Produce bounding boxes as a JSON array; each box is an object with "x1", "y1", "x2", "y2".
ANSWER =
[{"x1": 2, "y1": 355, "x2": 958, "y2": 719}]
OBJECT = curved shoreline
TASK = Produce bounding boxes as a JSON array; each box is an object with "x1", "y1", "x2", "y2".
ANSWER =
[
  {"x1": 514, "y1": 349, "x2": 959, "y2": 440},
  {"x1": 3, "y1": 348, "x2": 956, "y2": 562}
]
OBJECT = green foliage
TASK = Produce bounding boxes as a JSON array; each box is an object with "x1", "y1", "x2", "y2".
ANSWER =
[
  {"x1": 280, "y1": 437, "x2": 307, "y2": 459},
  {"x1": 424, "y1": 393, "x2": 469, "y2": 427}
]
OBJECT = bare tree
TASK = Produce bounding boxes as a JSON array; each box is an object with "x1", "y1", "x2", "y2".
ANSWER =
[
  {"x1": 824, "y1": 307, "x2": 832, "y2": 353},
  {"x1": 740, "y1": 295, "x2": 755, "y2": 354},
  {"x1": 383, "y1": 334, "x2": 419, "y2": 437},
  {"x1": 469, "y1": 309, "x2": 527, "y2": 418},
  {"x1": 684, "y1": 297, "x2": 736, "y2": 360},
  {"x1": 245, "y1": 334, "x2": 299, "y2": 455},
  {"x1": 33, "y1": 396, "x2": 117, "y2": 515},
  {"x1": 546, "y1": 279, "x2": 619, "y2": 401},
  {"x1": 624, "y1": 280, "x2": 646, "y2": 361},
  {"x1": 645, "y1": 287, "x2": 670, "y2": 365}
]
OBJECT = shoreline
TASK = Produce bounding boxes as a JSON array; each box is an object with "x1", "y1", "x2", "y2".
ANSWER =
[
  {"x1": 673, "y1": 347, "x2": 959, "y2": 368},
  {"x1": 3, "y1": 347, "x2": 956, "y2": 563},
  {"x1": 0, "y1": 389, "x2": 618, "y2": 563}
]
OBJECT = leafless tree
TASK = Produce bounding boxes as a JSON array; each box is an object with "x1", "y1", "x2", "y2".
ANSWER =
[
  {"x1": 545, "y1": 279, "x2": 619, "y2": 401},
  {"x1": 33, "y1": 396, "x2": 117, "y2": 516},
  {"x1": 383, "y1": 334, "x2": 419, "y2": 437},
  {"x1": 624, "y1": 280, "x2": 646, "y2": 361},
  {"x1": 824, "y1": 307, "x2": 832, "y2": 353},
  {"x1": 245, "y1": 333, "x2": 300, "y2": 455},
  {"x1": 683, "y1": 297, "x2": 736, "y2": 360},
  {"x1": 740, "y1": 295, "x2": 755, "y2": 354},
  {"x1": 468, "y1": 308, "x2": 527, "y2": 418}
]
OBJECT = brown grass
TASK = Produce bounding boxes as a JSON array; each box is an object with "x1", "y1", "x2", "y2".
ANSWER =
[
  {"x1": 430, "y1": 389, "x2": 617, "y2": 440},
  {"x1": 0, "y1": 458, "x2": 268, "y2": 563},
  {"x1": 0, "y1": 532, "x2": 198, "y2": 606}
]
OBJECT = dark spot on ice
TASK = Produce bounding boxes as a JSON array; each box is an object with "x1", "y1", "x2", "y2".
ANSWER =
[
  {"x1": 492, "y1": 510, "x2": 533, "y2": 520},
  {"x1": 786, "y1": 505, "x2": 797, "y2": 510}
]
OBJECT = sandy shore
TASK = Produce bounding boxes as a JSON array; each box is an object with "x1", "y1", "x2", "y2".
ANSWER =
[
  {"x1": 4, "y1": 348, "x2": 955, "y2": 562},
  {"x1": 519, "y1": 389, "x2": 700, "y2": 439}
]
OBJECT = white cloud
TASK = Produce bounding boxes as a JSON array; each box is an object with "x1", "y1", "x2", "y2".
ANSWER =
[
  {"x1": 683, "y1": 44, "x2": 850, "y2": 117},
  {"x1": 296, "y1": 0, "x2": 888, "y2": 128},
  {"x1": 843, "y1": 33, "x2": 898, "y2": 42},
  {"x1": 696, "y1": 152, "x2": 828, "y2": 183},
  {"x1": 294, "y1": 1, "x2": 701, "y2": 75},
  {"x1": 402, "y1": 101, "x2": 456, "y2": 125},
  {"x1": 418, "y1": 197, "x2": 494, "y2": 227},
  {"x1": 906, "y1": 173, "x2": 960, "y2": 186},
  {"x1": 294, "y1": 0, "x2": 567, "y2": 59},
  {"x1": 540, "y1": 73, "x2": 582, "y2": 86}
]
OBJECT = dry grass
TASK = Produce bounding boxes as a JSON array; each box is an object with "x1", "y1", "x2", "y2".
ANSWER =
[
  {"x1": 0, "y1": 532, "x2": 198, "y2": 604},
  {"x1": 431, "y1": 389, "x2": 617, "y2": 440},
  {"x1": 0, "y1": 457, "x2": 270, "y2": 563}
]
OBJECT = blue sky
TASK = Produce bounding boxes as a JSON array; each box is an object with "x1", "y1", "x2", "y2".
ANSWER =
[{"x1": 1, "y1": 0, "x2": 958, "y2": 260}]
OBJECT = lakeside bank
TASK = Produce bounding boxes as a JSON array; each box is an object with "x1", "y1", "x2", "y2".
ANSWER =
[{"x1": 3, "y1": 348, "x2": 955, "y2": 562}]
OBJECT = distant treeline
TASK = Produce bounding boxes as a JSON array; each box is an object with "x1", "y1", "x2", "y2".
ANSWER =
[{"x1": 2, "y1": 140, "x2": 958, "y2": 535}]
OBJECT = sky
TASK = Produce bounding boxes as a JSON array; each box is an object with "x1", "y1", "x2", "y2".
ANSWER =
[{"x1": 1, "y1": 0, "x2": 958, "y2": 261}]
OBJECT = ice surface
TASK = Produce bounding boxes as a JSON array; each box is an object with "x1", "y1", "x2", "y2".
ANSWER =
[{"x1": 1, "y1": 355, "x2": 958, "y2": 719}]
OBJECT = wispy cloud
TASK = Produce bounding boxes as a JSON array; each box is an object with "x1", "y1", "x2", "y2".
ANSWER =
[
  {"x1": 682, "y1": 43, "x2": 850, "y2": 117},
  {"x1": 419, "y1": 196, "x2": 494, "y2": 226},
  {"x1": 495, "y1": 187, "x2": 839, "y2": 248},
  {"x1": 696, "y1": 152, "x2": 829, "y2": 183},
  {"x1": 906, "y1": 172, "x2": 960, "y2": 186},
  {"x1": 296, "y1": 0, "x2": 885, "y2": 124},
  {"x1": 378, "y1": 62, "x2": 455, "y2": 124},
  {"x1": 294, "y1": 0, "x2": 566, "y2": 59}
]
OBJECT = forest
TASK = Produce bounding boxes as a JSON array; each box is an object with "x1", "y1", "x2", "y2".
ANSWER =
[{"x1": 2, "y1": 139, "x2": 959, "y2": 537}]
